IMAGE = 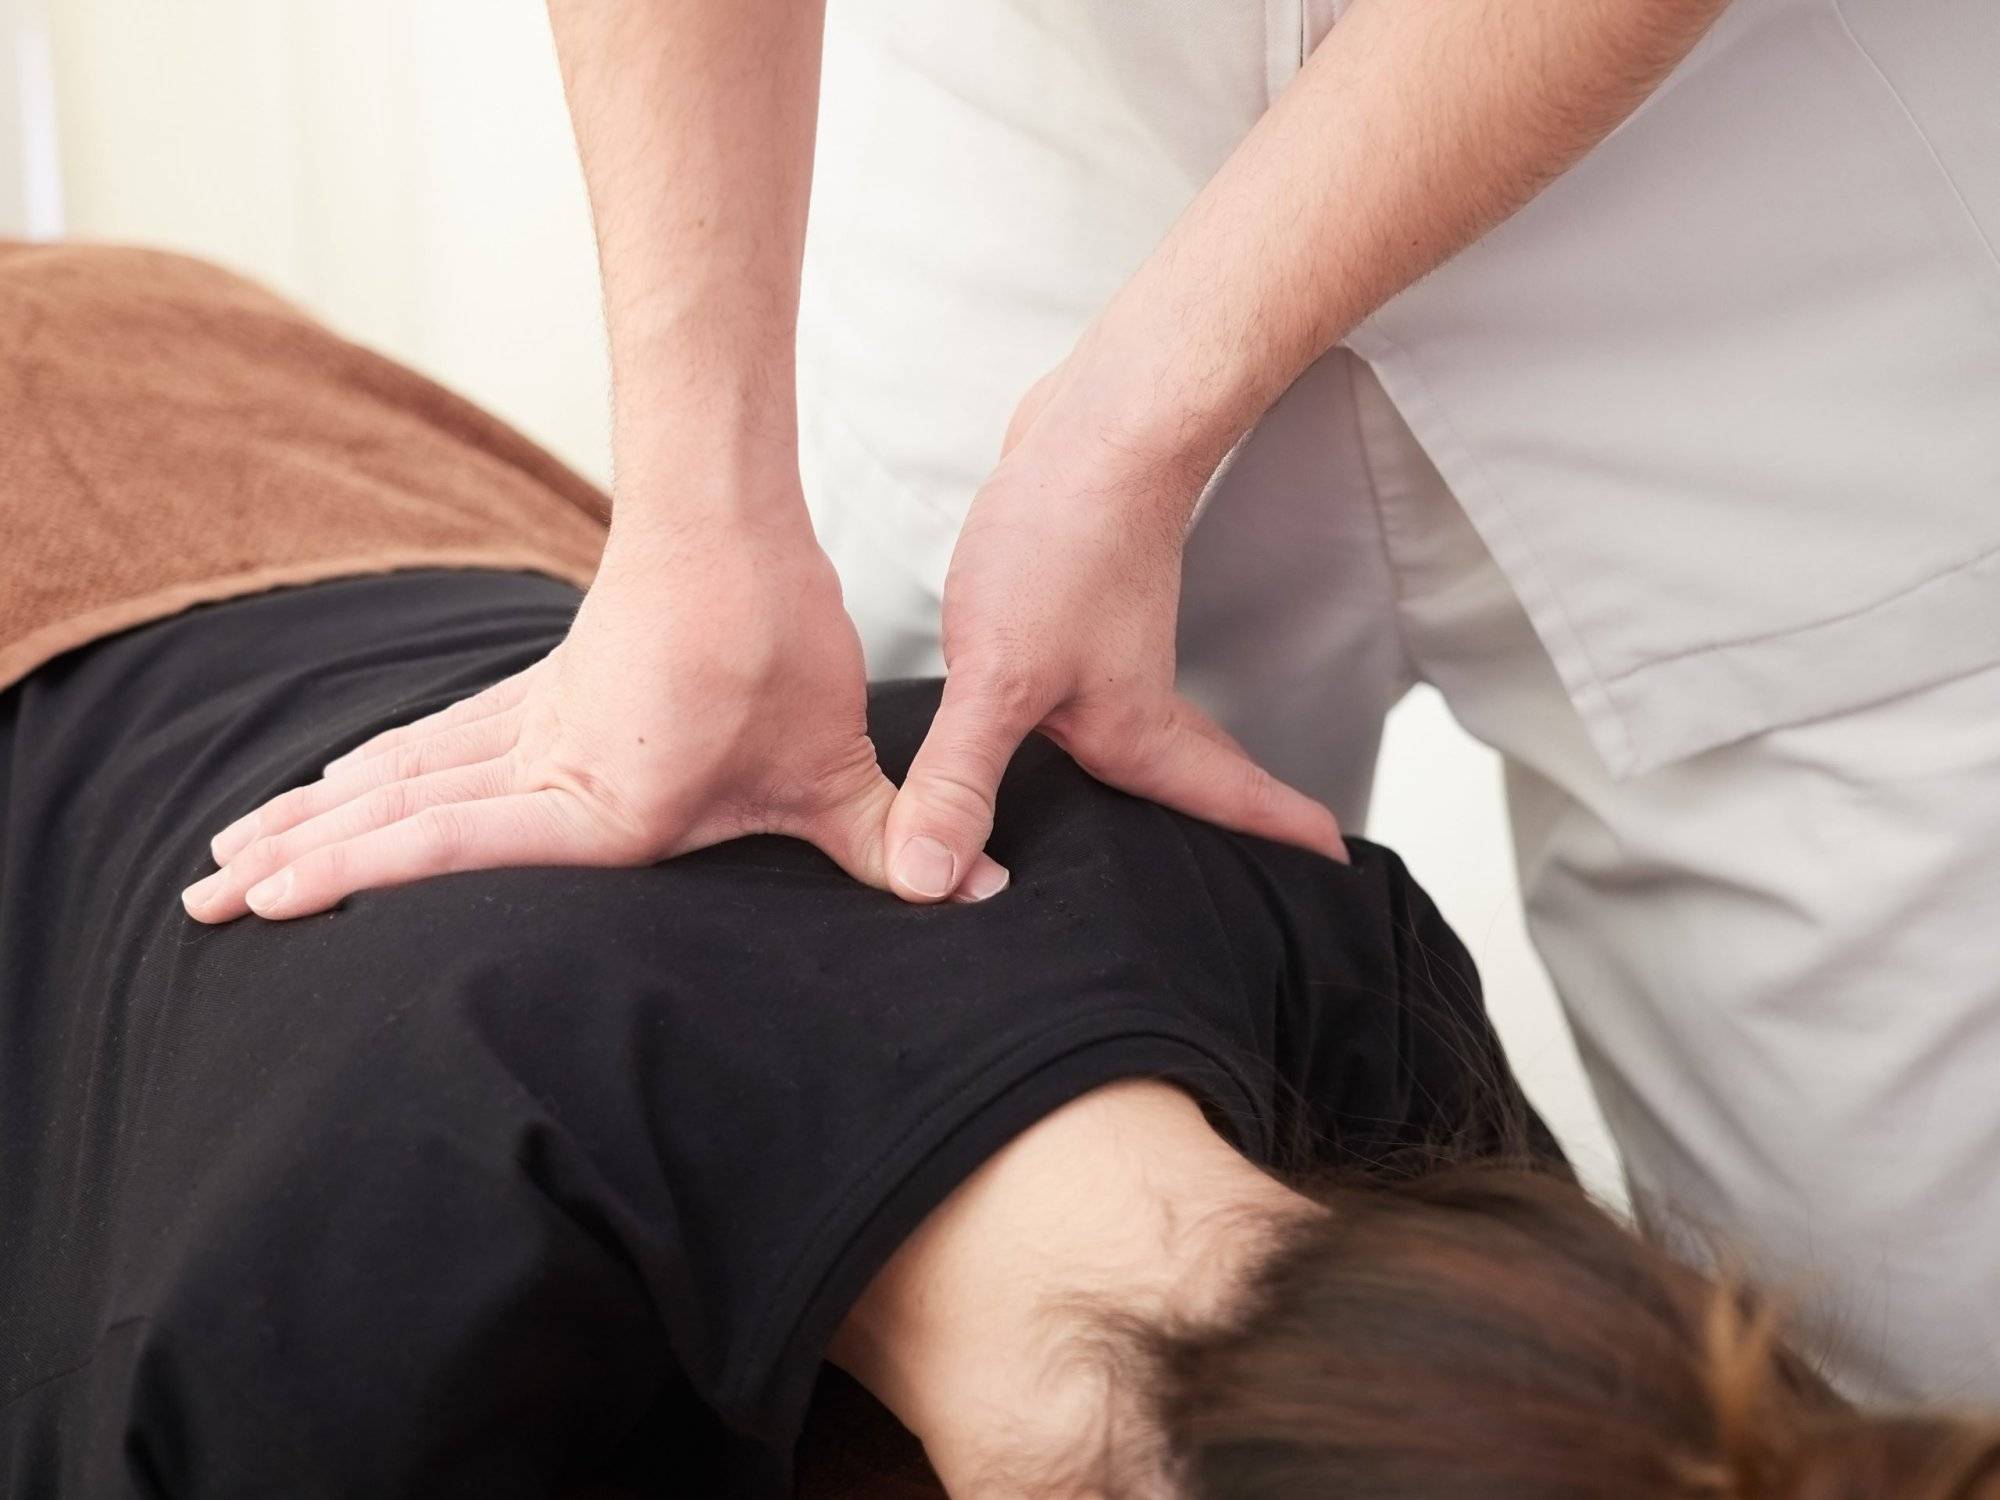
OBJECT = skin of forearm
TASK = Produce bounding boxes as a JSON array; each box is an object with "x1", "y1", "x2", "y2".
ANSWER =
[
  {"x1": 1051, "y1": 0, "x2": 1733, "y2": 502},
  {"x1": 546, "y1": 0, "x2": 827, "y2": 542}
]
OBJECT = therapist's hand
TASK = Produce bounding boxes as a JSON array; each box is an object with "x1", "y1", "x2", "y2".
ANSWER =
[
  {"x1": 879, "y1": 360, "x2": 1347, "y2": 903},
  {"x1": 873, "y1": 0, "x2": 1731, "y2": 906},
  {"x1": 184, "y1": 510, "x2": 1008, "y2": 923}
]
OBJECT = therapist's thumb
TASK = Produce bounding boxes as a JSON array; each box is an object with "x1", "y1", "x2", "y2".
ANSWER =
[
  {"x1": 793, "y1": 756, "x2": 1014, "y2": 902},
  {"x1": 882, "y1": 671, "x2": 1041, "y2": 903}
]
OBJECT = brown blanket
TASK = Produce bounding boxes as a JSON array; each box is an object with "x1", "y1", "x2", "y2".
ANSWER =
[{"x1": 0, "y1": 240, "x2": 609, "y2": 693}]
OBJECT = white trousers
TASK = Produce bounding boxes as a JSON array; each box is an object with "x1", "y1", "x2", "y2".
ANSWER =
[
  {"x1": 834, "y1": 346, "x2": 2000, "y2": 1403},
  {"x1": 1204, "y1": 351, "x2": 2000, "y2": 1404}
]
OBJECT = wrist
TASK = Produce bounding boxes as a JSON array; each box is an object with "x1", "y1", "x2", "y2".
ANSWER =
[
  {"x1": 1024, "y1": 310, "x2": 1275, "y2": 527},
  {"x1": 1036, "y1": 165, "x2": 1345, "y2": 508},
  {"x1": 604, "y1": 383, "x2": 811, "y2": 548},
  {"x1": 612, "y1": 412, "x2": 799, "y2": 508},
  {"x1": 599, "y1": 467, "x2": 822, "y2": 577},
  {"x1": 605, "y1": 309, "x2": 803, "y2": 517}
]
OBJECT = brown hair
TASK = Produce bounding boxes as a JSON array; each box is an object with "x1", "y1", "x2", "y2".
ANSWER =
[
  {"x1": 1145, "y1": 1163, "x2": 2000, "y2": 1500},
  {"x1": 800, "y1": 1158, "x2": 2000, "y2": 1499}
]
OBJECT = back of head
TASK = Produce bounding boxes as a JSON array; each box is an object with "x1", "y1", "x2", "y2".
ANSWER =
[{"x1": 1146, "y1": 1165, "x2": 2000, "y2": 1500}]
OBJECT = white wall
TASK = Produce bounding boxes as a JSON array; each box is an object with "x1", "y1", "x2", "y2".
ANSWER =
[
  {"x1": 0, "y1": 0, "x2": 63, "y2": 236},
  {"x1": 48, "y1": 0, "x2": 613, "y2": 483},
  {"x1": 43, "y1": 0, "x2": 1621, "y2": 1203}
]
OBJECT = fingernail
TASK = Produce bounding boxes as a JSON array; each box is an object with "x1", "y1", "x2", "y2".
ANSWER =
[
  {"x1": 893, "y1": 836, "x2": 956, "y2": 899},
  {"x1": 321, "y1": 754, "x2": 351, "y2": 778},
  {"x1": 245, "y1": 869, "x2": 294, "y2": 915},
  {"x1": 210, "y1": 815, "x2": 255, "y2": 863},
  {"x1": 955, "y1": 861, "x2": 1010, "y2": 903},
  {"x1": 181, "y1": 871, "x2": 222, "y2": 913}
]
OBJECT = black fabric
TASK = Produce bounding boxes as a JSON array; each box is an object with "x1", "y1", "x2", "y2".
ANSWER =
[{"x1": 0, "y1": 569, "x2": 1551, "y2": 1499}]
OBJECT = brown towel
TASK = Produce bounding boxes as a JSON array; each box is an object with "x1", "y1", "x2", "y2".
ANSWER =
[
  {"x1": 2, "y1": 243, "x2": 970, "y2": 1491},
  {"x1": 0, "y1": 240, "x2": 609, "y2": 693}
]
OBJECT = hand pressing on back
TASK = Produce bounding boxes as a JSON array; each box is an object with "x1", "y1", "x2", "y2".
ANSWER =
[
  {"x1": 182, "y1": 509, "x2": 1009, "y2": 923},
  {"x1": 178, "y1": 0, "x2": 992, "y2": 924},
  {"x1": 876, "y1": 348, "x2": 1348, "y2": 904}
]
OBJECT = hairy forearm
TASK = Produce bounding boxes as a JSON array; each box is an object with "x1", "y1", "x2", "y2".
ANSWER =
[
  {"x1": 1055, "y1": 0, "x2": 1731, "y2": 495},
  {"x1": 547, "y1": 0, "x2": 827, "y2": 535}
]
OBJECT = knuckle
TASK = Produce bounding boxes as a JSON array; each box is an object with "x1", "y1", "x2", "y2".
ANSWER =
[
  {"x1": 961, "y1": 657, "x2": 1040, "y2": 724},
  {"x1": 267, "y1": 786, "x2": 310, "y2": 826},
  {"x1": 1099, "y1": 694, "x2": 1157, "y2": 746},
  {"x1": 1051, "y1": 694, "x2": 1152, "y2": 774},
  {"x1": 404, "y1": 729, "x2": 466, "y2": 779},
  {"x1": 911, "y1": 766, "x2": 996, "y2": 834},
  {"x1": 387, "y1": 741, "x2": 430, "y2": 782},
  {"x1": 231, "y1": 834, "x2": 286, "y2": 884},
  {"x1": 298, "y1": 842, "x2": 347, "y2": 895},
  {"x1": 369, "y1": 778, "x2": 422, "y2": 828},
  {"x1": 487, "y1": 750, "x2": 528, "y2": 797},
  {"x1": 411, "y1": 805, "x2": 471, "y2": 867},
  {"x1": 230, "y1": 806, "x2": 272, "y2": 849},
  {"x1": 1236, "y1": 760, "x2": 1280, "y2": 817}
]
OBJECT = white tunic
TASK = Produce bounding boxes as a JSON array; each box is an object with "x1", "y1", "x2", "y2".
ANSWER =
[{"x1": 797, "y1": 0, "x2": 2000, "y2": 782}]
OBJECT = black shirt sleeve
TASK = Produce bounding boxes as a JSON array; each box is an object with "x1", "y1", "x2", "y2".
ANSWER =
[
  {"x1": 662, "y1": 677, "x2": 1545, "y2": 1440},
  {"x1": 0, "y1": 571, "x2": 1545, "y2": 1500}
]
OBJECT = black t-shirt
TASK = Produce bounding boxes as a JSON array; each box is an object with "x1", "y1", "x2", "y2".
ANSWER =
[{"x1": 0, "y1": 570, "x2": 1547, "y2": 1499}]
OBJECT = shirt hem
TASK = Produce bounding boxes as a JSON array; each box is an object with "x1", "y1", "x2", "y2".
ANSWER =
[
  {"x1": 1600, "y1": 539, "x2": 2000, "y2": 773},
  {"x1": 1349, "y1": 328, "x2": 2000, "y2": 778}
]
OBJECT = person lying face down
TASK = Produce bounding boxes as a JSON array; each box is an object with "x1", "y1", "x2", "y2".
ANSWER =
[
  {"x1": 4, "y1": 242, "x2": 1998, "y2": 1500},
  {"x1": 6, "y1": 572, "x2": 1999, "y2": 1500}
]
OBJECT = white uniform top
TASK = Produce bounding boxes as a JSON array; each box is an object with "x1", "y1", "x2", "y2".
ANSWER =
[{"x1": 798, "y1": 0, "x2": 2000, "y2": 781}]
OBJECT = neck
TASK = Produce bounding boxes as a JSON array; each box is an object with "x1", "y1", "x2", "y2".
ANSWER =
[{"x1": 830, "y1": 1080, "x2": 1321, "y2": 1499}]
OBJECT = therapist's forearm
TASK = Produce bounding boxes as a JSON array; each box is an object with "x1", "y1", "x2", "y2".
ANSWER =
[
  {"x1": 547, "y1": 0, "x2": 826, "y2": 544},
  {"x1": 1054, "y1": 0, "x2": 1730, "y2": 494}
]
